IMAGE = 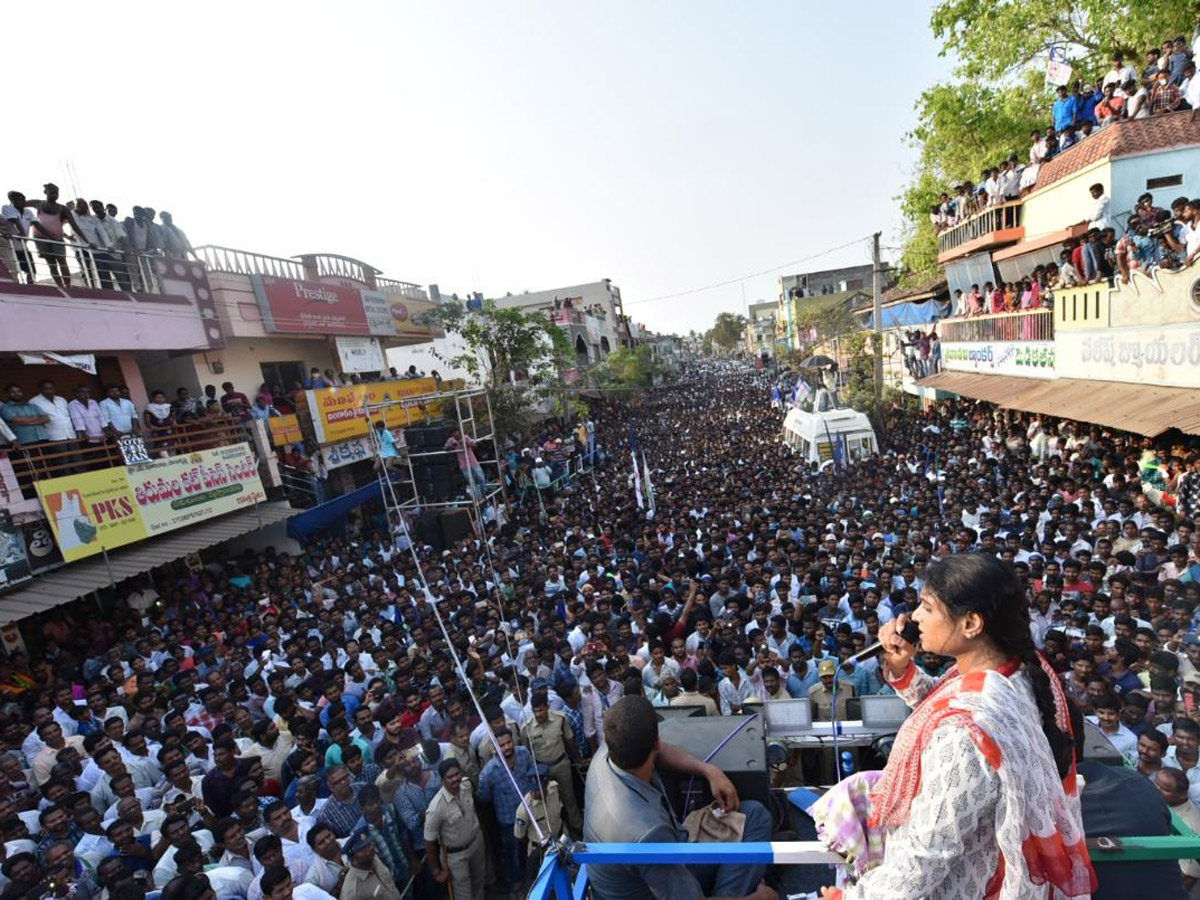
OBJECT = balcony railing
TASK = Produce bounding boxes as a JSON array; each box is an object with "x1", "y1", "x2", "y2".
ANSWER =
[
  {"x1": 375, "y1": 277, "x2": 430, "y2": 302},
  {"x1": 937, "y1": 201, "x2": 1024, "y2": 256},
  {"x1": 940, "y1": 308, "x2": 1054, "y2": 343},
  {"x1": 2, "y1": 236, "x2": 169, "y2": 294},
  {"x1": 5, "y1": 415, "x2": 251, "y2": 501},
  {"x1": 550, "y1": 308, "x2": 585, "y2": 325},
  {"x1": 194, "y1": 245, "x2": 305, "y2": 280},
  {"x1": 298, "y1": 253, "x2": 377, "y2": 285}
]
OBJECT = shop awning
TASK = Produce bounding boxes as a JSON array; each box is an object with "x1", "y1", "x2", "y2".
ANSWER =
[
  {"x1": 0, "y1": 502, "x2": 297, "y2": 626},
  {"x1": 918, "y1": 372, "x2": 1200, "y2": 437}
]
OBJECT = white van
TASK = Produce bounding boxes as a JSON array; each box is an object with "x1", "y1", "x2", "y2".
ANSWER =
[{"x1": 782, "y1": 390, "x2": 878, "y2": 465}]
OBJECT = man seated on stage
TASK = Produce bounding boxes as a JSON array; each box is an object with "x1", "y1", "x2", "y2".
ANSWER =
[{"x1": 583, "y1": 696, "x2": 776, "y2": 900}]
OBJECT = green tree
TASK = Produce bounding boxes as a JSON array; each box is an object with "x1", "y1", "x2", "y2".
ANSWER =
[
  {"x1": 896, "y1": 0, "x2": 1198, "y2": 282},
  {"x1": 792, "y1": 300, "x2": 861, "y2": 353},
  {"x1": 706, "y1": 312, "x2": 748, "y2": 353},
  {"x1": 930, "y1": 0, "x2": 1197, "y2": 81},
  {"x1": 589, "y1": 345, "x2": 662, "y2": 400},
  {"x1": 416, "y1": 300, "x2": 573, "y2": 435}
]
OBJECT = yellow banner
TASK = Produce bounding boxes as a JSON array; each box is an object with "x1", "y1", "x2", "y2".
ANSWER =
[
  {"x1": 268, "y1": 414, "x2": 303, "y2": 447},
  {"x1": 307, "y1": 378, "x2": 443, "y2": 444},
  {"x1": 36, "y1": 444, "x2": 267, "y2": 564}
]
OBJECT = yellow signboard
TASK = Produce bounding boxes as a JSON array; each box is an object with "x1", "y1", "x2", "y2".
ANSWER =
[
  {"x1": 307, "y1": 378, "x2": 442, "y2": 444},
  {"x1": 268, "y1": 414, "x2": 303, "y2": 447},
  {"x1": 37, "y1": 444, "x2": 267, "y2": 563}
]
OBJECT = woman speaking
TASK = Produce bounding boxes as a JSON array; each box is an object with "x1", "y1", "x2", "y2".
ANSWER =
[{"x1": 822, "y1": 553, "x2": 1096, "y2": 899}]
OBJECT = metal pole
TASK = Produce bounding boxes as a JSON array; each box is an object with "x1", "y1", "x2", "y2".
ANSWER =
[
  {"x1": 872, "y1": 230, "x2": 884, "y2": 401},
  {"x1": 101, "y1": 547, "x2": 115, "y2": 589}
]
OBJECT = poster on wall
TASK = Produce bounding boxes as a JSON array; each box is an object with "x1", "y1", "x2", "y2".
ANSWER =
[
  {"x1": 36, "y1": 444, "x2": 267, "y2": 563},
  {"x1": 0, "y1": 512, "x2": 31, "y2": 589},
  {"x1": 334, "y1": 337, "x2": 386, "y2": 374},
  {"x1": 360, "y1": 290, "x2": 398, "y2": 337},
  {"x1": 20, "y1": 520, "x2": 63, "y2": 573}
]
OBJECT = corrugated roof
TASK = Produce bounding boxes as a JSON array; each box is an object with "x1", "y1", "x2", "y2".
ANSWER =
[
  {"x1": 793, "y1": 289, "x2": 871, "y2": 313},
  {"x1": 918, "y1": 372, "x2": 1200, "y2": 437},
  {"x1": 1035, "y1": 112, "x2": 1200, "y2": 192},
  {"x1": 883, "y1": 274, "x2": 948, "y2": 305},
  {"x1": 0, "y1": 502, "x2": 297, "y2": 626}
]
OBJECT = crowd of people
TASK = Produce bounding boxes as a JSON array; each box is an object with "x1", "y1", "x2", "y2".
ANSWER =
[
  {"x1": 1, "y1": 184, "x2": 193, "y2": 290},
  {"x1": 2, "y1": 368, "x2": 1200, "y2": 899},
  {"x1": 931, "y1": 28, "x2": 1200, "y2": 237},
  {"x1": 945, "y1": 185, "x2": 1200, "y2": 325}
]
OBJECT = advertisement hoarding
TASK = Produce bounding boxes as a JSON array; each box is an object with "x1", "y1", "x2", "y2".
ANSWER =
[
  {"x1": 36, "y1": 444, "x2": 267, "y2": 564},
  {"x1": 306, "y1": 378, "x2": 442, "y2": 444},
  {"x1": 941, "y1": 341, "x2": 1056, "y2": 378},
  {"x1": 250, "y1": 275, "x2": 370, "y2": 336}
]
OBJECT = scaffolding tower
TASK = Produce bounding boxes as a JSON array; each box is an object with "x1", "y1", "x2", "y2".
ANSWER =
[{"x1": 363, "y1": 386, "x2": 506, "y2": 542}]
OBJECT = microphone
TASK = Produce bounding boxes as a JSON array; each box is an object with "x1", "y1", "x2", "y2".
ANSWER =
[{"x1": 852, "y1": 620, "x2": 921, "y2": 664}]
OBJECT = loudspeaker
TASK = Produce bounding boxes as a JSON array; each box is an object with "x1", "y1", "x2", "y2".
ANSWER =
[
  {"x1": 440, "y1": 508, "x2": 473, "y2": 545},
  {"x1": 413, "y1": 462, "x2": 453, "y2": 502},
  {"x1": 404, "y1": 423, "x2": 453, "y2": 451},
  {"x1": 656, "y1": 716, "x2": 769, "y2": 814},
  {"x1": 416, "y1": 509, "x2": 445, "y2": 553}
]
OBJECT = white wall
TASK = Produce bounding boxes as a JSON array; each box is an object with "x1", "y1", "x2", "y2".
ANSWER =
[
  {"x1": 1113, "y1": 147, "x2": 1200, "y2": 224},
  {"x1": 385, "y1": 334, "x2": 480, "y2": 382}
]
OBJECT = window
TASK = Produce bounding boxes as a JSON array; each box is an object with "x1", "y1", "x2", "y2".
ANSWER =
[{"x1": 1146, "y1": 174, "x2": 1183, "y2": 189}]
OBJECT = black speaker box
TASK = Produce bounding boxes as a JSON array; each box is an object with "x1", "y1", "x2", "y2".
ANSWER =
[
  {"x1": 413, "y1": 462, "x2": 453, "y2": 502},
  {"x1": 416, "y1": 509, "x2": 445, "y2": 552},
  {"x1": 656, "y1": 715, "x2": 769, "y2": 815},
  {"x1": 440, "y1": 508, "x2": 473, "y2": 545},
  {"x1": 405, "y1": 423, "x2": 453, "y2": 451}
]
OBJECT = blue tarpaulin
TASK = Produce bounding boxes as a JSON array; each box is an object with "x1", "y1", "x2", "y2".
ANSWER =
[
  {"x1": 287, "y1": 480, "x2": 382, "y2": 541},
  {"x1": 865, "y1": 299, "x2": 949, "y2": 329}
]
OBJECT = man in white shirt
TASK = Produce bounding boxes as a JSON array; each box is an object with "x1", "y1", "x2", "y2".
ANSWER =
[
  {"x1": 1101, "y1": 53, "x2": 1136, "y2": 89},
  {"x1": 1184, "y1": 199, "x2": 1200, "y2": 268},
  {"x1": 2, "y1": 191, "x2": 36, "y2": 284},
  {"x1": 99, "y1": 385, "x2": 139, "y2": 436},
  {"x1": 28, "y1": 380, "x2": 74, "y2": 444},
  {"x1": 1086, "y1": 183, "x2": 1111, "y2": 230}
]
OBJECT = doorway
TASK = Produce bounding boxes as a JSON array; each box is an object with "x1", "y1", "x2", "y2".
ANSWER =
[{"x1": 260, "y1": 361, "x2": 306, "y2": 394}]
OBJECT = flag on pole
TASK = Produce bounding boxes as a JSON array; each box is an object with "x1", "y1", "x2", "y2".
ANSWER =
[
  {"x1": 629, "y1": 425, "x2": 644, "y2": 509},
  {"x1": 642, "y1": 449, "x2": 655, "y2": 517}
]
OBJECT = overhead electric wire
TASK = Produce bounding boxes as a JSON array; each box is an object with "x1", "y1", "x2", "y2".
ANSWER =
[{"x1": 624, "y1": 234, "x2": 874, "y2": 306}]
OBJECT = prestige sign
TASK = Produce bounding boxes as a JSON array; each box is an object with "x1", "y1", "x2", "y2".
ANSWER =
[
  {"x1": 941, "y1": 341, "x2": 1056, "y2": 378},
  {"x1": 37, "y1": 444, "x2": 267, "y2": 564},
  {"x1": 251, "y1": 275, "x2": 370, "y2": 335}
]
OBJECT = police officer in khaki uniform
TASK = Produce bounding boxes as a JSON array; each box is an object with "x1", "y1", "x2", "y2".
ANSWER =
[
  {"x1": 520, "y1": 693, "x2": 582, "y2": 833},
  {"x1": 424, "y1": 758, "x2": 485, "y2": 900},
  {"x1": 445, "y1": 720, "x2": 480, "y2": 789}
]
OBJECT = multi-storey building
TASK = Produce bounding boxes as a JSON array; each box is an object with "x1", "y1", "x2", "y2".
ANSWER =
[
  {"x1": 745, "y1": 300, "x2": 778, "y2": 359},
  {"x1": 0, "y1": 236, "x2": 441, "y2": 632},
  {"x1": 920, "y1": 111, "x2": 1200, "y2": 435},
  {"x1": 492, "y1": 280, "x2": 630, "y2": 365}
]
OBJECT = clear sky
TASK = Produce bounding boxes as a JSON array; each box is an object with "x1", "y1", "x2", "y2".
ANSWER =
[{"x1": 6, "y1": 1, "x2": 949, "y2": 335}]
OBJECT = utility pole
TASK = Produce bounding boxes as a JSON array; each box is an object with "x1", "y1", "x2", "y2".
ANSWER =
[{"x1": 871, "y1": 231, "x2": 884, "y2": 401}]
